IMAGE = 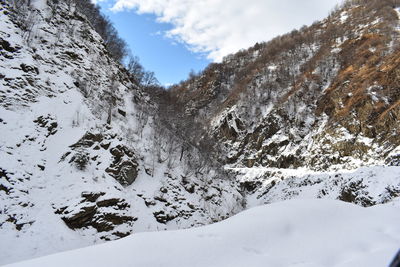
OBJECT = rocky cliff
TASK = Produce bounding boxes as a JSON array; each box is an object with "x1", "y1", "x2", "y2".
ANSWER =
[
  {"x1": 168, "y1": 0, "x2": 400, "y2": 221},
  {"x1": 172, "y1": 0, "x2": 400, "y2": 171},
  {"x1": 1, "y1": 0, "x2": 400, "y2": 265},
  {"x1": 0, "y1": 0, "x2": 242, "y2": 264}
]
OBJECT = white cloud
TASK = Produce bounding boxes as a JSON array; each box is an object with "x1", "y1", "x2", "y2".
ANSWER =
[
  {"x1": 111, "y1": 0, "x2": 343, "y2": 62},
  {"x1": 91, "y1": 0, "x2": 108, "y2": 4}
]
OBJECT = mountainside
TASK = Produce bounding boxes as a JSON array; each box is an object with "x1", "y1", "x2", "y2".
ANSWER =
[
  {"x1": 168, "y1": 0, "x2": 400, "y2": 209},
  {"x1": 172, "y1": 0, "x2": 400, "y2": 171},
  {"x1": 1, "y1": 0, "x2": 400, "y2": 265},
  {"x1": 0, "y1": 0, "x2": 242, "y2": 264}
]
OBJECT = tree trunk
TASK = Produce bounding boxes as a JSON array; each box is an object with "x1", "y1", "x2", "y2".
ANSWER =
[{"x1": 107, "y1": 106, "x2": 112, "y2": 124}]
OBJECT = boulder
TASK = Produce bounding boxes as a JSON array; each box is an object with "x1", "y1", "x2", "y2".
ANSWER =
[
  {"x1": 106, "y1": 145, "x2": 138, "y2": 186},
  {"x1": 55, "y1": 193, "x2": 136, "y2": 236}
]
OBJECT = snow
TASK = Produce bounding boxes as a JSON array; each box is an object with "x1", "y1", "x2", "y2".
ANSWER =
[
  {"x1": 5, "y1": 199, "x2": 400, "y2": 267},
  {"x1": 31, "y1": 0, "x2": 47, "y2": 10},
  {"x1": 1, "y1": 1, "x2": 400, "y2": 267},
  {"x1": 395, "y1": 7, "x2": 400, "y2": 19},
  {"x1": 229, "y1": 165, "x2": 400, "y2": 209},
  {"x1": 0, "y1": 2, "x2": 244, "y2": 265},
  {"x1": 340, "y1": 11, "x2": 348, "y2": 23}
]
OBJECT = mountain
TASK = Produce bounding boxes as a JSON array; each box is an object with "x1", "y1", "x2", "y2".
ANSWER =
[
  {"x1": 169, "y1": 0, "x2": 400, "y2": 206},
  {"x1": 1, "y1": 0, "x2": 400, "y2": 265},
  {"x1": 172, "y1": 0, "x2": 400, "y2": 170},
  {"x1": 0, "y1": 0, "x2": 242, "y2": 264}
]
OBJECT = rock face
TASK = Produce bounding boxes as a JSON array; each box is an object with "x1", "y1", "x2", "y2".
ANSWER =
[
  {"x1": 0, "y1": 1, "x2": 243, "y2": 264},
  {"x1": 230, "y1": 165, "x2": 400, "y2": 209},
  {"x1": 33, "y1": 115, "x2": 58, "y2": 137},
  {"x1": 106, "y1": 145, "x2": 138, "y2": 186},
  {"x1": 171, "y1": 0, "x2": 400, "y2": 171},
  {"x1": 1, "y1": 0, "x2": 400, "y2": 265},
  {"x1": 67, "y1": 132, "x2": 139, "y2": 186},
  {"x1": 55, "y1": 192, "x2": 136, "y2": 240}
]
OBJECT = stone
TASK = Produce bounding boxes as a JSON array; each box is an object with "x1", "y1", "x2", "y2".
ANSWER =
[
  {"x1": 81, "y1": 191, "x2": 105, "y2": 202},
  {"x1": 20, "y1": 63, "x2": 39, "y2": 75},
  {"x1": 0, "y1": 37, "x2": 18, "y2": 53},
  {"x1": 153, "y1": 210, "x2": 177, "y2": 224},
  {"x1": 105, "y1": 145, "x2": 138, "y2": 186},
  {"x1": 70, "y1": 132, "x2": 103, "y2": 148},
  {"x1": 117, "y1": 108, "x2": 126, "y2": 117},
  {"x1": 55, "y1": 194, "x2": 135, "y2": 234}
]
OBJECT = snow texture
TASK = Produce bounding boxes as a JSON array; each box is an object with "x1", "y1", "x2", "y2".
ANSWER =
[{"x1": 5, "y1": 199, "x2": 400, "y2": 267}]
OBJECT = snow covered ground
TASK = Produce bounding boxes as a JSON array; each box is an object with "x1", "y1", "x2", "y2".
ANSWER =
[
  {"x1": 5, "y1": 199, "x2": 400, "y2": 267},
  {"x1": 230, "y1": 166, "x2": 400, "y2": 208}
]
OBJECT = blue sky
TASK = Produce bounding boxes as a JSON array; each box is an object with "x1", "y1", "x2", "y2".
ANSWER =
[
  {"x1": 98, "y1": 3, "x2": 210, "y2": 86},
  {"x1": 97, "y1": 0, "x2": 342, "y2": 86}
]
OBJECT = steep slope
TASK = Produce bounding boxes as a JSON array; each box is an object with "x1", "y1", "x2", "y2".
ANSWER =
[
  {"x1": 6, "y1": 199, "x2": 400, "y2": 267},
  {"x1": 2, "y1": 0, "x2": 400, "y2": 265},
  {"x1": 0, "y1": 0, "x2": 242, "y2": 264},
  {"x1": 172, "y1": 0, "x2": 400, "y2": 171},
  {"x1": 170, "y1": 0, "x2": 400, "y2": 207}
]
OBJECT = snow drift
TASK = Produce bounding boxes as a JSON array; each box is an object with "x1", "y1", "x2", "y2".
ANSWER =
[{"x1": 6, "y1": 199, "x2": 400, "y2": 267}]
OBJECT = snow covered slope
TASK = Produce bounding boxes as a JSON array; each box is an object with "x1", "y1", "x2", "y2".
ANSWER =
[
  {"x1": 0, "y1": 1, "x2": 242, "y2": 264},
  {"x1": 2, "y1": 0, "x2": 400, "y2": 266},
  {"x1": 5, "y1": 199, "x2": 400, "y2": 267},
  {"x1": 172, "y1": 0, "x2": 400, "y2": 171},
  {"x1": 231, "y1": 165, "x2": 400, "y2": 208}
]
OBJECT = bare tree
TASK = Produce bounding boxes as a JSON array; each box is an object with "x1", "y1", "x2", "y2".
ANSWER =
[{"x1": 104, "y1": 75, "x2": 118, "y2": 124}]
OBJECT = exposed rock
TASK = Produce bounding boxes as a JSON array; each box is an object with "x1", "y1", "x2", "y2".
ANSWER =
[
  {"x1": 0, "y1": 169, "x2": 11, "y2": 194},
  {"x1": 66, "y1": 132, "x2": 139, "y2": 185},
  {"x1": 70, "y1": 132, "x2": 103, "y2": 148},
  {"x1": 0, "y1": 184, "x2": 10, "y2": 194},
  {"x1": 386, "y1": 154, "x2": 400, "y2": 166},
  {"x1": 55, "y1": 193, "x2": 136, "y2": 235},
  {"x1": 60, "y1": 205, "x2": 97, "y2": 229},
  {"x1": 183, "y1": 184, "x2": 195, "y2": 194},
  {"x1": 20, "y1": 64, "x2": 39, "y2": 75},
  {"x1": 65, "y1": 51, "x2": 82, "y2": 61},
  {"x1": 339, "y1": 181, "x2": 376, "y2": 207},
  {"x1": 105, "y1": 145, "x2": 138, "y2": 186},
  {"x1": 81, "y1": 191, "x2": 105, "y2": 202},
  {"x1": 70, "y1": 150, "x2": 90, "y2": 170},
  {"x1": 153, "y1": 210, "x2": 177, "y2": 224},
  {"x1": 97, "y1": 198, "x2": 126, "y2": 209},
  {"x1": 0, "y1": 37, "x2": 19, "y2": 53},
  {"x1": 33, "y1": 115, "x2": 58, "y2": 137},
  {"x1": 100, "y1": 142, "x2": 111, "y2": 150},
  {"x1": 37, "y1": 164, "x2": 45, "y2": 171},
  {"x1": 144, "y1": 199, "x2": 156, "y2": 207},
  {"x1": 240, "y1": 180, "x2": 262, "y2": 193},
  {"x1": 160, "y1": 187, "x2": 168, "y2": 193},
  {"x1": 5, "y1": 216, "x2": 33, "y2": 231},
  {"x1": 117, "y1": 108, "x2": 126, "y2": 117}
]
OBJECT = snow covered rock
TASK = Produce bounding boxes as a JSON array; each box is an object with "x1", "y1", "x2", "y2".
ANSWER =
[{"x1": 54, "y1": 192, "x2": 136, "y2": 240}]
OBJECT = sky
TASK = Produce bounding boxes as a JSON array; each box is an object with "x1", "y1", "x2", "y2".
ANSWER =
[{"x1": 95, "y1": 0, "x2": 343, "y2": 86}]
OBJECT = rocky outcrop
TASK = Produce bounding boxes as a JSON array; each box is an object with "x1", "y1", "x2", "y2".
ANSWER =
[
  {"x1": 54, "y1": 192, "x2": 136, "y2": 240},
  {"x1": 231, "y1": 165, "x2": 400, "y2": 209},
  {"x1": 0, "y1": 0, "x2": 245, "y2": 264},
  {"x1": 33, "y1": 115, "x2": 58, "y2": 137},
  {"x1": 171, "y1": 1, "x2": 400, "y2": 171},
  {"x1": 66, "y1": 131, "x2": 139, "y2": 186},
  {"x1": 105, "y1": 145, "x2": 138, "y2": 186}
]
